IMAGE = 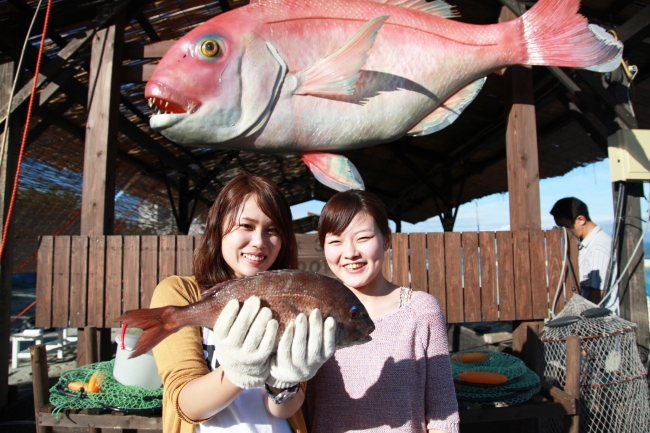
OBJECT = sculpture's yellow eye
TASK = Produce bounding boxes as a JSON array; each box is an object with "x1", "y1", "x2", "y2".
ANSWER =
[{"x1": 200, "y1": 40, "x2": 220, "y2": 57}]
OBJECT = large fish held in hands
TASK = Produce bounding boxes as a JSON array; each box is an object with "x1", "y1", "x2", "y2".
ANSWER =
[
  {"x1": 116, "y1": 270, "x2": 375, "y2": 358},
  {"x1": 144, "y1": 0, "x2": 623, "y2": 191}
]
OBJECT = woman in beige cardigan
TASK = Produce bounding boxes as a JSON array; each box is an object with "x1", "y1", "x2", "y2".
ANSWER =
[{"x1": 151, "y1": 173, "x2": 334, "y2": 433}]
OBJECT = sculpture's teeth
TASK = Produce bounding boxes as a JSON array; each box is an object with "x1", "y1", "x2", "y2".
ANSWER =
[
  {"x1": 165, "y1": 101, "x2": 169, "y2": 108},
  {"x1": 148, "y1": 98, "x2": 153, "y2": 108}
]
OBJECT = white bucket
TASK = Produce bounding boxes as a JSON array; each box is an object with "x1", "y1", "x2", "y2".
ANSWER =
[{"x1": 113, "y1": 333, "x2": 163, "y2": 389}]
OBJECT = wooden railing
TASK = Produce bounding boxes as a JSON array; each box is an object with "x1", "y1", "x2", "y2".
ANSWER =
[{"x1": 35, "y1": 230, "x2": 578, "y2": 328}]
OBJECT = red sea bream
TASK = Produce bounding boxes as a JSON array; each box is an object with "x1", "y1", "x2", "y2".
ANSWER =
[
  {"x1": 144, "y1": 0, "x2": 622, "y2": 190},
  {"x1": 116, "y1": 270, "x2": 375, "y2": 358}
]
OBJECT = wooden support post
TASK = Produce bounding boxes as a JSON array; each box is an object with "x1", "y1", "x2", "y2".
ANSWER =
[
  {"x1": 499, "y1": 6, "x2": 541, "y2": 231},
  {"x1": 0, "y1": 51, "x2": 18, "y2": 409},
  {"x1": 84, "y1": 326, "x2": 99, "y2": 433},
  {"x1": 565, "y1": 336, "x2": 581, "y2": 433},
  {"x1": 512, "y1": 321, "x2": 544, "y2": 369},
  {"x1": 79, "y1": 12, "x2": 125, "y2": 364},
  {"x1": 177, "y1": 175, "x2": 190, "y2": 234},
  {"x1": 614, "y1": 182, "x2": 650, "y2": 353},
  {"x1": 30, "y1": 344, "x2": 51, "y2": 433},
  {"x1": 500, "y1": 6, "x2": 542, "y2": 366}
]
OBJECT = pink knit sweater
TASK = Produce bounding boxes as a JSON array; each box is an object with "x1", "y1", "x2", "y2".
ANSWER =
[{"x1": 305, "y1": 289, "x2": 459, "y2": 433}]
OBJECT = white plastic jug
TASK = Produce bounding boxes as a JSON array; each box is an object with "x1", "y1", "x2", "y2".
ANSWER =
[{"x1": 113, "y1": 333, "x2": 162, "y2": 389}]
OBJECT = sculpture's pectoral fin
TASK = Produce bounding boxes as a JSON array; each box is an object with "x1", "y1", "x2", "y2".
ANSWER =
[
  {"x1": 407, "y1": 77, "x2": 486, "y2": 137},
  {"x1": 295, "y1": 16, "x2": 388, "y2": 98},
  {"x1": 301, "y1": 153, "x2": 365, "y2": 191}
]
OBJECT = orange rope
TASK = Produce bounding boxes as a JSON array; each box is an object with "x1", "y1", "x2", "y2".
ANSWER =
[{"x1": 0, "y1": 0, "x2": 53, "y2": 263}]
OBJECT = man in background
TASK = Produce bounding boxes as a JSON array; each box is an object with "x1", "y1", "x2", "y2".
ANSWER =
[{"x1": 550, "y1": 197, "x2": 619, "y2": 314}]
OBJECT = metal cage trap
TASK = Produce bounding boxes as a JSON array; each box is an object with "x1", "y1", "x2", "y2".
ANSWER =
[{"x1": 538, "y1": 295, "x2": 649, "y2": 433}]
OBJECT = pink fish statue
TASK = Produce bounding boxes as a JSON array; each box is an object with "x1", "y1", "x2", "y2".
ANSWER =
[{"x1": 144, "y1": 0, "x2": 622, "y2": 191}]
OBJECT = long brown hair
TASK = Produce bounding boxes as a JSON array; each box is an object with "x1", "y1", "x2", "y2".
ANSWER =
[
  {"x1": 193, "y1": 173, "x2": 298, "y2": 291},
  {"x1": 317, "y1": 190, "x2": 390, "y2": 247}
]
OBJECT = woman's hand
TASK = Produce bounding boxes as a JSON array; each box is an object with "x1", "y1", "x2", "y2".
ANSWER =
[
  {"x1": 213, "y1": 296, "x2": 279, "y2": 389},
  {"x1": 266, "y1": 309, "x2": 337, "y2": 388}
]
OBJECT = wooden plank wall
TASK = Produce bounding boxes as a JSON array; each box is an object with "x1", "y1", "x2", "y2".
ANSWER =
[{"x1": 35, "y1": 230, "x2": 576, "y2": 327}]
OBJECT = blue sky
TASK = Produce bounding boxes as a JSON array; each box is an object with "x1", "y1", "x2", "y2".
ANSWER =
[{"x1": 291, "y1": 159, "x2": 650, "y2": 241}]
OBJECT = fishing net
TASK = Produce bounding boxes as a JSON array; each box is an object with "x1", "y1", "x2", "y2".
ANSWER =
[
  {"x1": 451, "y1": 350, "x2": 541, "y2": 405},
  {"x1": 49, "y1": 359, "x2": 163, "y2": 417},
  {"x1": 538, "y1": 295, "x2": 650, "y2": 433}
]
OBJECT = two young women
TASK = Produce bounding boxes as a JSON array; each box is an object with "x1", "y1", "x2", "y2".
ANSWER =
[{"x1": 151, "y1": 173, "x2": 459, "y2": 433}]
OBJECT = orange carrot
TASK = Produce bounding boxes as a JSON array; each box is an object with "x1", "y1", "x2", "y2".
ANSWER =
[
  {"x1": 459, "y1": 371, "x2": 508, "y2": 385},
  {"x1": 451, "y1": 352, "x2": 489, "y2": 363},
  {"x1": 86, "y1": 372, "x2": 102, "y2": 393}
]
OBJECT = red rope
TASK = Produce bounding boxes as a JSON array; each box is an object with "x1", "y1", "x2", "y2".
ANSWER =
[
  {"x1": 10, "y1": 299, "x2": 36, "y2": 324},
  {"x1": 13, "y1": 207, "x2": 81, "y2": 273},
  {"x1": 0, "y1": 0, "x2": 53, "y2": 263}
]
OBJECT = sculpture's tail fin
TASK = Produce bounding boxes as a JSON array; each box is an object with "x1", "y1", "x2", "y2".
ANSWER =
[{"x1": 521, "y1": 0, "x2": 622, "y2": 72}]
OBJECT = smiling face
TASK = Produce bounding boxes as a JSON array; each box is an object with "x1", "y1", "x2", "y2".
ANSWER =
[
  {"x1": 323, "y1": 212, "x2": 390, "y2": 293},
  {"x1": 221, "y1": 195, "x2": 282, "y2": 279}
]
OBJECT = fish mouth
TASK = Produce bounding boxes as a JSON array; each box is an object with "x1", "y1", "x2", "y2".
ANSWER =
[{"x1": 144, "y1": 81, "x2": 202, "y2": 116}]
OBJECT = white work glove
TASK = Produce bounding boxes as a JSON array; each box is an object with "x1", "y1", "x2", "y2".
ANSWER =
[
  {"x1": 213, "y1": 296, "x2": 278, "y2": 389},
  {"x1": 266, "y1": 309, "x2": 337, "y2": 389}
]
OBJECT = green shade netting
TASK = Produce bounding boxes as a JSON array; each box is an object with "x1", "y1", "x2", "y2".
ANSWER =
[
  {"x1": 49, "y1": 359, "x2": 163, "y2": 417},
  {"x1": 450, "y1": 350, "x2": 540, "y2": 405}
]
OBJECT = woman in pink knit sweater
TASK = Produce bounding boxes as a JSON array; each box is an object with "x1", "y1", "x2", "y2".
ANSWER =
[{"x1": 305, "y1": 190, "x2": 459, "y2": 433}]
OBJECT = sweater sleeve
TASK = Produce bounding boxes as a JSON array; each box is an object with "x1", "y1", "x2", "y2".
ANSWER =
[
  {"x1": 150, "y1": 276, "x2": 212, "y2": 426},
  {"x1": 419, "y1": 294, "x2": 460, "y2": 433}
]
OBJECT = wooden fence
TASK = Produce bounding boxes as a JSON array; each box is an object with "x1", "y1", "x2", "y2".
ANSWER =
[{"x1": 35, "y1": 230, "x2": 578, "y2": 328}]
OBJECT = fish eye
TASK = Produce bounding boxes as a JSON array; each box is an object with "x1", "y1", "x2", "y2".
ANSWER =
[
  {"x1": 200, "y1": 39, "x2": 220, "y2": 57},
  {"x1": 349, "y1": 306, "x2": 360, "y2": 319}
]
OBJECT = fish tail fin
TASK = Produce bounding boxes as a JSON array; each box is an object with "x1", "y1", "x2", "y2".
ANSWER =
[
  {"x1": 520, "y1": 0, "x2": 622, "y2": 72},
  {"x1": 116, "y1": 306, "x2": 183, "y2": 358}
]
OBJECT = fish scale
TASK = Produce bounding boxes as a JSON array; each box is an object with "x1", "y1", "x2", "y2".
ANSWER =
[{"x1": 117, "y1": 270, "x2": 375, "y2": 358}]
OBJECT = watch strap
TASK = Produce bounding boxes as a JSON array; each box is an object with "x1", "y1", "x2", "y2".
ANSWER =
[{"x1": 265, "y1": 383, "x2": 299, "y2": 404}]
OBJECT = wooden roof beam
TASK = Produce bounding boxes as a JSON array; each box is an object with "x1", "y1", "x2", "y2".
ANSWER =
[
  {"x1": 607, "y1": 1, "x2": 635, "y2": 17},
  {"x1": 27, "y1": 100, "x2": 76, "y2": 145},
  {"x1": 134, "y1": 11, "x2": 161, "y2": 42},
  {"x1": 0, "y1": 0, "x2": 140, "y2": 124},
  {"x1": 6, "y1": 0, "x2": 68, "y2": 48},
  {"x1": 615, "y1": 4, "x2": 650, "y2": 42},
  {"x1": 118, "y1": 95, "x2": 215, "y2": 178},
  {"x1": 218, "y1": 0, "x2": 232, "y2": 12},
  {"x1": 117, "y1": 113, "x2": 209, "y2": 187},
  {"x1": 391, "y1": 73, "x2": 568, "y2": 203},
  {"x1": 557, "y1": 93, "x2": 609, "y2": 154},
  {"x1": 5, "y1": 31, "x2": 213, "y2": 193}
]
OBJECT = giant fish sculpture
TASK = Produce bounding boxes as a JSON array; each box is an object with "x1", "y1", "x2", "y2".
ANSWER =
[
  {"x1": 116, "y1": 270, "x2": 375, "y2": 358},
  {"x1": 144, "y1": 0, "x2": 622, "y2": 191}
]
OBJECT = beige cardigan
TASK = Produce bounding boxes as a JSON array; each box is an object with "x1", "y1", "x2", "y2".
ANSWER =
[{"x1": 150, "y1": 275, "x2": 307, "y2": 433}]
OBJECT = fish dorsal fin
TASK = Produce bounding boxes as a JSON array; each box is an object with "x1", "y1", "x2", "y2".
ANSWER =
[
  {"x1": 367, "y1": 0, "x2": 459, "y2": 18},
  {"x1": 407, "y1": 77, "x2": 486, "y2": 136},
  {"x1": 200, "y1": 279, "x2": 233, "y2": 300},
  {"x1": 301, "y1": 153, "x2": 365, "y2": 191},
  {"x1": 295, "y1": 15, "x2": 387, "y2": 97}
]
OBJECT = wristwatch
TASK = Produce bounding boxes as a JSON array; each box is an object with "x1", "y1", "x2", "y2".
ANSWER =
[{"x1": 265, "y1": 383, "x2": 300, "y2": 404}]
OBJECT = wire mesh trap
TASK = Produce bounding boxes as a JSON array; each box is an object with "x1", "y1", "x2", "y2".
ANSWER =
[{"x1": 538, "y1": 295, "x2": 650, "y2": 433}]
